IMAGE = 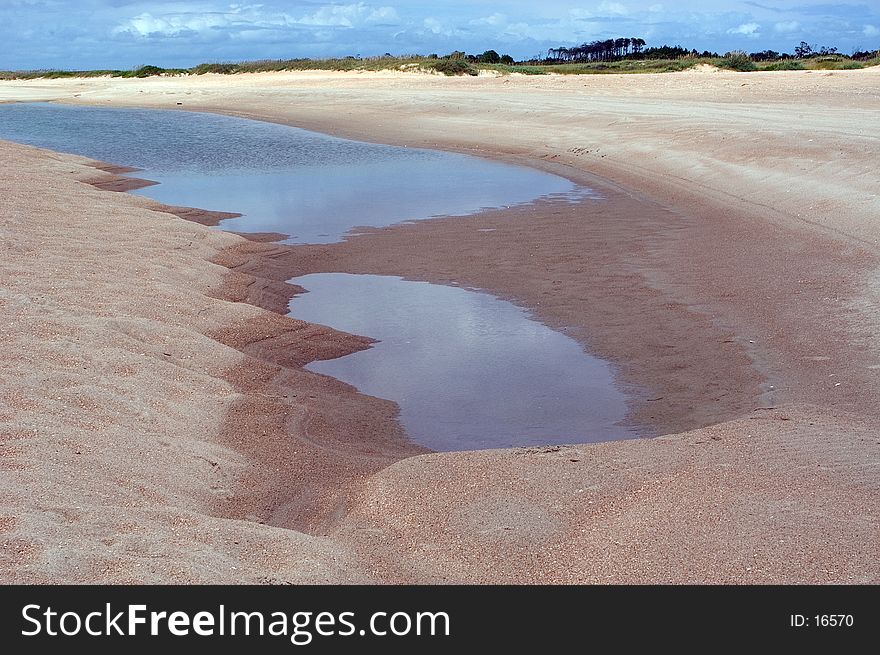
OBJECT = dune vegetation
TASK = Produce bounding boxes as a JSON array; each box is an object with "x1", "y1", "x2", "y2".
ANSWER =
[{"x1": 1, "y1": 40, "x2": 877, "y2": 79}]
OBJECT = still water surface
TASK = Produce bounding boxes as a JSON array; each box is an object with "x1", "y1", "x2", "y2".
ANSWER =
[
  {"x1": 289, "y1": 274, "x2": 633, "y2": 451},
  {"x1": 0, "y1": 102, "x2": 587, "y2": 243}
]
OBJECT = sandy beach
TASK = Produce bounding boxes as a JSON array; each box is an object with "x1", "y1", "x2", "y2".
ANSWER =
[{"x1": 1, "y1": 68, "x2": 878, "y2": 583}]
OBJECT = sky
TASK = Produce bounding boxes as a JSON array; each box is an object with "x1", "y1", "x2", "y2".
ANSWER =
[{"x1": 3, "y1": 0, "x2": 879, "y2": 70}]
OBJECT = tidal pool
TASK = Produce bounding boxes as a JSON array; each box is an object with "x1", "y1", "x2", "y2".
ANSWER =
[
  {"x1": 0, "y1": 101, "x2": 631, "y2": 450},
  {"x1": 0, "y1": 102, "x2": 589, "y2": 243},
  {"x1": 289, "y1": 273, "x2": 634, "y2": 451}
]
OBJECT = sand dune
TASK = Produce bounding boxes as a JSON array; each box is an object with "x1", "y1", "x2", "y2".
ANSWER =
[{"x1": 1, "y1": 69, "x2": 878, "y2": 583}]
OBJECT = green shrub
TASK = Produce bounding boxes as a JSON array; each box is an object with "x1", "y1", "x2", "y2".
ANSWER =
[
  {"x1": 722, "y1": 51, "x2": 756, "y2": 71},
  {"x1": 433, "y1": 59, "x2": 478, "y2": 76},
  {"x1": 130, "y1": 65, "x2": 166, "y2": 78},
  {"x1": 192, "y1": 62, "x2": 240, "y2": 75}
]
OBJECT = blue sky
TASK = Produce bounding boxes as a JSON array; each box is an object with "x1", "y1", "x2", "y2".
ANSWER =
[{"x1": 3, "y1": 1, "x2": 879, "y2": 70}]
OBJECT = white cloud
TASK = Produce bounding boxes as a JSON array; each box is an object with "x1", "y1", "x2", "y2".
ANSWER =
[
  {"x1": 113, "y1": 4, "x2": 295, "y2": 38},
  {"x1": 116, "y1": 13, "x2": 229, "y2": 37},
  {"x1": 298, "y1": 3, "x2": 399, "y2": 28},
  {"x1": 864, "y1": 25, "x2": 879, "y2": 37},
  {"x1": 470, "y1": 13, "x2": 507, "y2": 28},
  {"x1": 727, "y1": 22, "x2": 760, "y2": 38},
  {"x1": 570, "y1": 1, "x2": 628, "y2": 21},
  {"x1": 423, "y1": 17, "x2": 455, "y2": 36},
  {"x1": 113, "y1": 3, "x2": 398, "y2": 38},
  {"x1": 773, "y1": 21, "x2": 800, "y2": 33}
]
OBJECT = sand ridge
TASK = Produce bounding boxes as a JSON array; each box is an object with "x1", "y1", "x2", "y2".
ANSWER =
[
  {"x1": 1, "y1": 69, "x2": 878, "y2": 583},
  {"x1": 0, "y1": 143, "x2": 380, "y2": 582}
]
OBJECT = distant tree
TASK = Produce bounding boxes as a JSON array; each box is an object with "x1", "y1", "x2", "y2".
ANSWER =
[
  {"x1": 851, "y1": 49, "x2": 878, "y2": 60},
  {"x1": 603, "y1": 39, "x2": 615, "y2": 59},
  {"x1": 794, "y1": 41, "x2": 813, "y2": 58},
  {"x1": 641, "y1": 44, "x2": 690, "y2": 59},
  {"x1": 544, "y1": 37, "x2": 732, "y2": 65},
  {"x1": 750, "y1": 49, "x2": 780, "y2": 61},
  {"x1": 479, "y1": 49, "x2": 501, "y2": 64},
  {"x1": 500, "y1": 54, "x2": 515, "y2": 65}
]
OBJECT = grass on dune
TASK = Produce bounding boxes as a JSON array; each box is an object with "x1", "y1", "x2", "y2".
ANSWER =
[
  {"x1": 753, "y1": 55, "x2": 879, "y2": 71},
  {"x1": 195, "y1": 57, "x2": 708, "y2": 76},
  {"x1": 1, "y1": 52, "x2": 878, "y2": 80},
  {"x1": 0, "y1": 65, "x2": 188, "y2": 80},
  {"x1": 535, "y1": 58, "x2": 702, "y2": 74},
  {"x1": 190, "y1": 56, "x2": 432, "y2": 75}
]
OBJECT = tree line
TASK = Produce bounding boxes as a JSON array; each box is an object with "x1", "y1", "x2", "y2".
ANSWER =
[
  {"x1": 542, "y1": 38, "x2": 878, "y2": 64},
  {"x1": 547, "y1": 37, "x2": 647, "y2": 62}
]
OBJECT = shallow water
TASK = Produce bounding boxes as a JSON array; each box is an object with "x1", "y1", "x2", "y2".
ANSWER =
[
  {"x1": 289, "y1": 274, "x2": 634, "y2": 451},
  {"x1": 0, "y1": 103, "x2": 588, "y2": 243},
  {"x1": 1, "y1": 101, "x2": 631, "y2": 450}
]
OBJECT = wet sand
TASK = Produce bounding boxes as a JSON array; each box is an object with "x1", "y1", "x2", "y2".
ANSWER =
[{"x1": 1, "y1": 69, "x2": 878, "y2": 582}]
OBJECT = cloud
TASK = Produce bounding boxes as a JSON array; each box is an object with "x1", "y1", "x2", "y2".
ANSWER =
[
  {"x1": 727, "y1": 22, "x2": 760, "y2": 37},
  {"x1": 298, "y1": 3, "x2": 399, "y2": 28},
  {"x1": 116, "y1": 13, "x2": 229, "y2": 38},
  {"x1": 113, "y1": 3, "x2": 398, "y2": 39},
  {"x1": 470, "y1": 13, "x2": 507, "y2": 28},
  {"x1": 113, "y1": 4, "x2": 295, "y2": 38},
  {"x1": 570, "y1": 1, "x2": 629, "y2": 21},
  {"x1": 422, "y1": 17, "x2": 463, "y2": 37},
  {"x1": 773, "y1": 20, "x2": 800, "y2": 33},
  {"x1": 864, "y1": 24, "x2": 879, "y2": 37}
]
